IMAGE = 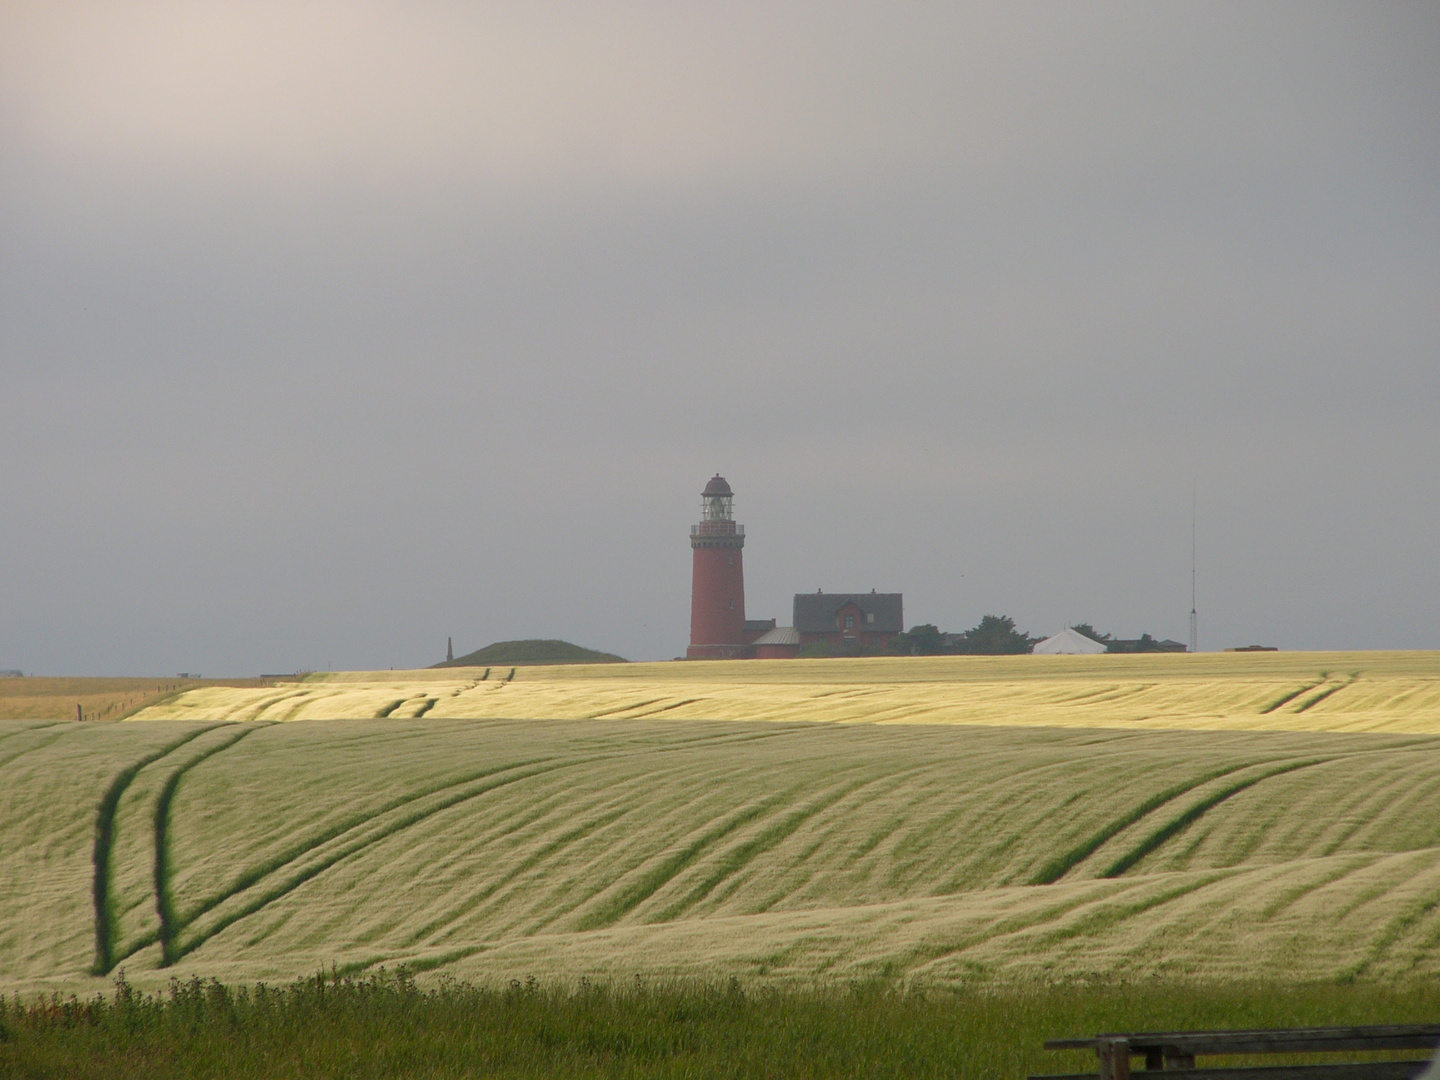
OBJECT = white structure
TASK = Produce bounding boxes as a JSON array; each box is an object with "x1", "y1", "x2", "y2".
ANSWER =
[{"x1": 1033, "y1": 627, "x2": 1108, "y2": 655}]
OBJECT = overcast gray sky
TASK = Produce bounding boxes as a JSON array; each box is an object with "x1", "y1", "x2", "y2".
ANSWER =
[{"x1": 2, "y1": 2, "x2": 1437, "y2": 673}]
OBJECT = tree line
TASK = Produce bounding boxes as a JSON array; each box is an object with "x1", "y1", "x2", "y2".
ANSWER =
[
  {"x1": 895, "y1": 619, "x2": 1181, "y2": 655},
  {"x1": 894, "y1": 616, "x2": 1038, "y2": 655}
]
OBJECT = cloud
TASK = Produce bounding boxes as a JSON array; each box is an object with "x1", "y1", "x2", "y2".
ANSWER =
[{"x1": 2, "y1": 2, "x2": 983, "y2": 190}]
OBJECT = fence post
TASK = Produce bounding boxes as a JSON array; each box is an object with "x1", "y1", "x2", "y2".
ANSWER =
[{"x1": 1098, "y1": 1038, "x2": 1131, "y2": 1080}]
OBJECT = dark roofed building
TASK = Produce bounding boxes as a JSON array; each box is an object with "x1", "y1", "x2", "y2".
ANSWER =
[
  {"x1": 793, "y1": 591, "x2": 902, "y2": 654},
  {"x1": 742, "y1": 618, "x2": 777, "y2": 645}
]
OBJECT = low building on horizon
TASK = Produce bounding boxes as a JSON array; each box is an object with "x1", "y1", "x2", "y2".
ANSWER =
[
  {"x1": 1033, "y1": 627, "x2": 1109, "y2": 655},
  {"x1": 793, "y1": 590, "x2": 903, "y2": 655}
]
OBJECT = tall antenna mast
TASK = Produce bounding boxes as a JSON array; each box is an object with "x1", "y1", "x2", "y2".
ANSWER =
[{"x1": 1189, "y1": 482, "x2": 1198, "y2": 654}]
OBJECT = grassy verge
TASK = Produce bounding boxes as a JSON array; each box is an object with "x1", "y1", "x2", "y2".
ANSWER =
[{"x1": 2, "y1": 972, "x2": 1437, "y2": 1080}]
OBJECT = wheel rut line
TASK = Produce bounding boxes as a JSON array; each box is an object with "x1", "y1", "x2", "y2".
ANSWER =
[
  {"x1": 1260, "y1": 680, "x2": 1326, "y2": 714},
  {"x1": 810, "y1": 761, "x2": 943, "y2": 870},
  {"x1": 892, "y1": 755, "x2": 1117, "y2": 870},
  {"x1": 225, "y1": 688, "x2": 312, "y2": 722},
  {"x1": 1315, "y1": 772, "x2": 1440, "y2": 858},
  {"x1": 169, "y1": 758, "x2": 596, "y2": 963},
  {"x1": 1345, "y1": 865, "x2": 1440, "y2": 980},
  {"x1": 628, "y1": 699, "x2": 701, "y2": 718},
  {"x1": 569, "y1": 794, "x2": 795, "y2": 932},
  {"x1": 1293, "y1": 676, "x2": 1359, "y2": 714},
  {"x1": 651, "y1": 767, "x2": 890, "y2": 923},
  {"x1": 905, "y1": 879, "x2": 1152, "y2": 973},
  {"x1": 1021, "y1": 871, "x2": 1236, "y2": 953},
  {"x1": 0, "y1": 729, "x2": 73, "y2": 771},
  {"x1": 148, "y1": 723, "x2": 274, "y2": 966},
  {"x1": 1028, "y1": 760, "x2": 1260, "y2": 885},
  {"x1": 1061, "y1": 684, "x2": 1155, "y2": 706},
  {"x1": 400, "y1": 760, "x2": 659, "y2": 938},
  {"x1": 585, "y1": 699, "x2": 668, "y2": 719},
  {"x1": 1099, "y1": 758, "x2": 1332, "y2": 879},
  {"x1": 0, "y1": 720, "x2": 66, "y2": 748},
  {"x1": 90, "y1": 724, "x2": 229, "y2": 975},
  {"x1": 1031, "y1": 754, "x2": 1319, "y2": 887},
  {"x1": 1258, "y1": 855, "x2": 1378, "y2": 920},
  {"x1": 738, "y1": 763, "x2": 941, "y2": 916},
  {"x1": 170, "y1": 755, "x2": 565, "y2": 934},
  {"x1": 509, "y1": 771, "x2": 775, "y2": 936},
  {"x1": 407, "y1": 802, "x2": 637, "y2": 946}
]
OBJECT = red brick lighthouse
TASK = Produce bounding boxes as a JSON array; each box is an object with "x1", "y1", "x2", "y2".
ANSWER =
[{"x1": 688, "y1": 474, "x2": 748, "y2": 658}]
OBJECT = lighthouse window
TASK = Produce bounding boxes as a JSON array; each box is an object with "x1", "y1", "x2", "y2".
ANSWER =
[
  {"x1": 844, "y1": 614, "x2": 855, "y2": 629},
  {"x1": 729, "y1": 600, "x2": 735, "y2": 610}
]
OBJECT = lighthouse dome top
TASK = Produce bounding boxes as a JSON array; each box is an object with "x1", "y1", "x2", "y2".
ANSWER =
[{"x1": 702, "y1": 474, "x2": 733, "y2": 497}]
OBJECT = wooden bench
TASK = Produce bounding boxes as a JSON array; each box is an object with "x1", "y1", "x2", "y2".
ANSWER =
[{"x1": 1031, "y1": 1024, "x2": 1440, "y2": 1080}]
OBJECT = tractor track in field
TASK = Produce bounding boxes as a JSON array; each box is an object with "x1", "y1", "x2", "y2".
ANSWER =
[
  {"x1": 409, "y1": 802, "x2": 638, "y2": 946},
  {"x1": 475, "y1": 757, "x2": 797, "y2": 939},
  {"x1": 90, "y1": 725, "x2": 228, "y2": 974},
  {"x1": 1021, "y1": 871, "x2": 1234, "y2": 951},
  {"x1": 1293, "y1": 676, "x2": 1359, "y2": 713},
  {"x1": 895, "y1": 877, "x2": 1158, "y2": 977},
  {"x1": 746, "y1": 762, "x2": 941, "y2": 913},
  {"x1": 651, "y1": 767, "x2": 887, "y2": 923},
  {"x1": 1028, "y1": 760, "x2": 1269, "y2": 885},
  {"x1": 1343, "y1": 856, "x2": 1440, "y2": 980},
  {"x1": 1098, "y1": 758, "x2": 1330, "y2": 878},
  {"x1": 586, "y1": 699, "x2": 668, "y2": 718},
  {"x1": 887, "y1": 753, "x2": 1104, "y2": 885},
  {"x1": 570, "y1": 796, "x2": 789, "y2": 932},
  {"x1": 162, "y1": 735, "x2": 781, "y2": 961},
  {"x1": 166, "y1": 728, "x2": 831, "y2": 958},
  {"x1": 1258, "y1": 854, "x2": 1377, "y2": 919},
  {"x1": 1261, "y1": 681, "x2": 1326, "y2": 714},
  {"x1": 0, "y1": 726, "x2": 72, "y2": 771},
  {"x1": 169, "y1": 762, "x2": 580, "y2": 962},
  {"x1": 557, "y1": 760, "x2": 856, "y2": 935},
  {"x1": 151, "y1": 724, "x2": 274, "y2": 965},
  {"x1": 0, "y1": 720, "x2": 66, "y2": 747},
  {"x1": 164, "y1": 756, "x2": 574, "y2": 963}
]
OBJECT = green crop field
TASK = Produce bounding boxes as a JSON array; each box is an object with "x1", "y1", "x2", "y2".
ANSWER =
[{"x1": 4, "y1": 651, "x2": 1440, "y2": 1003}]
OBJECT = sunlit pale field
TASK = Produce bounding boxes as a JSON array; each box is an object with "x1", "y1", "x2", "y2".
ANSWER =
[
  {"x1": 133, "y1": 651, "x2": 1440, "y2": 734},
  {"x1": 4, "y1": 651, "x2": 1440, "y2": 997}
]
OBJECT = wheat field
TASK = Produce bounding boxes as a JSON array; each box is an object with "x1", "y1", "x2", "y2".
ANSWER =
[
  {"x1": 4, "y1": 651, "x2": 1440, "y2": 997},
  {"x1": 131, "y1": 651, "x2": 1440, "y2": 734}
]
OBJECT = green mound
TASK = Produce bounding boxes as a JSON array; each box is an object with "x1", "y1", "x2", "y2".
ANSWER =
[{"x1": 433, "y1": 639, "x2": 626, "y2": 668}]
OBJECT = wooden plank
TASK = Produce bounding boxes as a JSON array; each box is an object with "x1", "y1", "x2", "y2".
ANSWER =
[
  {"x1": 1046, "y1": 1026, "x2": 1440, "y2": 1056},
  {"x1": 1029, "y1": 1061, "x2": 1432, "y2": 1080},
  {"x1": 1152, "y1": 1038, "x2": 1438, "y2": 1057}
]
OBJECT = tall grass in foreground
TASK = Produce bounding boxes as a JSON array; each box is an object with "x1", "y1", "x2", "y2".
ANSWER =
[{"x1": 3, "y1": 971, "x2": 1438, "y2": 1080}]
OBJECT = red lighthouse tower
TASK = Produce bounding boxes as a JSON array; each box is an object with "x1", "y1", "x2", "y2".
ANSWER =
[{"x1": 688, "y1": 474, "x2": 748, "y2": 659}]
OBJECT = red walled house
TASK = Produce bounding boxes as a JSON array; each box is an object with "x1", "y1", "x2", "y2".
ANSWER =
[{"x1": 793, "y1": 591, "x2": 903, "y2": 654}]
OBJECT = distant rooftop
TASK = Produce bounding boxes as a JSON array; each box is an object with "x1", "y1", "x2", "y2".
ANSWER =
[
  {"x1": 793, "y1": 592, "x2": 903, "y2": 634},
  {"x1": 752, "y1": 626, "x2": 800, "y2": 646}
]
